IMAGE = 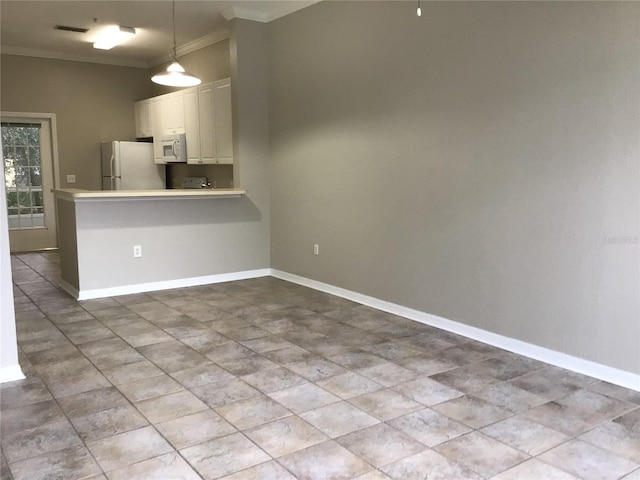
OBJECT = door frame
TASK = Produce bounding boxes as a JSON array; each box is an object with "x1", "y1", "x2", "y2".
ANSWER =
[{"x1": 1, "y1": 112, "x2": 60, "y2": 251}]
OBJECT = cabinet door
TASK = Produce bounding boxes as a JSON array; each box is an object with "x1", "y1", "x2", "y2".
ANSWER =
[
  {"x1": 150, "y1": 97, "x2": 165, "y2": 163},
  {"x1": 134, "y1": 99, "x2": 152, "y2": 138},
  {"x1": 183, "y1": 88, "x2": 200, "y2": 163},
  {"x1": 140, "y1": 100, "x2": 152, "y2": 137},
  {"x1": 162, "y1": 92, "x2": 185, "y2": 134},
  {"x1": 213, "y1": 79, "x2": 233, "y2": 164},
  {"x1": 197, "y1": 83, "x2": 217, "y2": 164}
]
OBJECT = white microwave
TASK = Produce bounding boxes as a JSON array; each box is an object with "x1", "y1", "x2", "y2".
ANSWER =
[{"x1": 161, "y1": 133, "x2": 187, "y2": 163}]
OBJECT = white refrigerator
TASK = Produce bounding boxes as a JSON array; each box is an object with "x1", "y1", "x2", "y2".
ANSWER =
[{"x1": 101, "y1": 141, "x2": 166, "y2": 190}]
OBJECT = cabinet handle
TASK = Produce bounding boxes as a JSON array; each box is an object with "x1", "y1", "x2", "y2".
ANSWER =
[{"x1": 172, "y1": 140, "x2": 179, "y2": 159}]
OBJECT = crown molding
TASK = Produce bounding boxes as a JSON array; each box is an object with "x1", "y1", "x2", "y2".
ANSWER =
[
  {"x1": 221, "y1": 1, "x2": 321, "y2": 23},
  {"x1": 150, "y1": 30, "x2": 230, "y2": 67},
  {"x1": 221, "y1": 5, "x2": 269, "y2": 22},
  {"x1": 0, "y1": 45, "x2": 148, "y2": 68},
  {"x1": 263, "y1": 1, "x2": 322, "y2": 22},
  {"x1": 3, "y1": 29, "x2": 231, "y2": 70}
]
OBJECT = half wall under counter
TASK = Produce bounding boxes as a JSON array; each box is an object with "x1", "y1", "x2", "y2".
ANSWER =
[{"x1": 53, "y1": 188, "x2": 270, "y2": 300}]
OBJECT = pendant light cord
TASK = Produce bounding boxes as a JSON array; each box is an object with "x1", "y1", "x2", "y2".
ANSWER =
[
  {"x1": 151, "y1": 0, "x2": 201, "y2": 85},
  {"x1": 171, "y1": 0, "x2": 177, "y2": 60}
]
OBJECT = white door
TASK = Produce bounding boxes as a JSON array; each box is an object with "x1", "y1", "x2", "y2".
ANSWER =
[
  {"x1": 162, "y1": 92, "x2": 185, "y2": 134},
  {"x1": 183, "y1": 88, "x2": 200, "y2": 163},
  {"x1": 196, "y1": 82, "x2": 217, "y2": 164},
  {"x1": 213, "y1": 79, "x2": 233, "y2": 164},
  {"x1": 2, "y1": 115, "x2": 58, "y2": 252}
]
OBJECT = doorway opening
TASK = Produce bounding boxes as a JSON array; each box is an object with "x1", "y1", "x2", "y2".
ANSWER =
[{"x1": 1, "y1": 113, "x2": 59, "y2": 252}]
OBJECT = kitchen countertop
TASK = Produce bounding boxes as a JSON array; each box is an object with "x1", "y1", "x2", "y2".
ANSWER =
[{"x1": 52, "y1": 188, "x2": 246, "y2": 202}]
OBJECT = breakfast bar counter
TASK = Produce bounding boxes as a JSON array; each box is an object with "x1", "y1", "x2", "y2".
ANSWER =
[
  {"x1": 52, "y1": 188, "x2": 246, "y2": 202},
  {"x1": 52, "y1": 187, "x2": 268, "y2": 301}
]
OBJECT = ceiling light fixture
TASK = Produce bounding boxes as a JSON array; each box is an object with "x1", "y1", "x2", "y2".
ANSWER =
[
  {"x1": 93, "y1": 25, "x2": 135, "y2": 50},
  {"x1": 417, "y1": 0, "x2": 422, "y2": 17},
  {"x1": 151, "y1": 0, "x2": 201, "y2": 87}
]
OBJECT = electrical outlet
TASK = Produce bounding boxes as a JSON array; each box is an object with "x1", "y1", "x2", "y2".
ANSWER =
[
  {"x1": 314, "y1": 244, "x2": 319, "y2": 255},
  {"x1": 133, "y1": 245, "x2": 142, "y2": 258},
  {"x1": 66, "y1": 174, "x2": 76, "y2": 184}
]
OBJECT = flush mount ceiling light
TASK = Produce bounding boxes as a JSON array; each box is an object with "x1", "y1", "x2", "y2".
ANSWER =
[
  {"x1": 151, "y1": 0, "x2": 201, "y2": 87},
  {"x1": 93, "y1": 25, "x2": 136, "y2": 50}
]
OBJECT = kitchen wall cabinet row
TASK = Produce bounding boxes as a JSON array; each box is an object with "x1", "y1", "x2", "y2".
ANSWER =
[{"x1": 134, "y1": 78, "x2": 233, "y2": 165}]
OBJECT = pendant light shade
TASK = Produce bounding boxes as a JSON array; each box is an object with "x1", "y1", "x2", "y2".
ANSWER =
[
  {"x1": 152, "y1": 0, "x2": 201, "y2": 87},
  {"x1": 152, "y1": 61, "x2": 201, "y2": 87}
]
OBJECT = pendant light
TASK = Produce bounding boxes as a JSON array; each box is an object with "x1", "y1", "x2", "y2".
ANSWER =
[
  {"x1": 151, "y1": 0, "x2": 201, "y2": 87},
  {"x1": 417, "y1": 0, "x2": 422, "y2": 17}
]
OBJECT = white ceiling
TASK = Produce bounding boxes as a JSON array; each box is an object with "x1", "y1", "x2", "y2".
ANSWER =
[{"x1": 0, "y1": 1, "x2": 318, "y2": 68}]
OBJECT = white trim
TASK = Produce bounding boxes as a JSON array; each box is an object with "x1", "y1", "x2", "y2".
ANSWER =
[
  {"x1": 49, "y1": 114, "x2": 60, "y2": 191},
  {"x1": 1, "y1": 45, "x2": 148, "y2": 69},
  {"x1": 221, "y1": 5, "x2": 270, "y2": 23},
  {"x1": 151, "y1": 31, "x2": 230, "y2": 68},
  {"x1": 271, "y1": 269, "x2": 640, "y2": 392},
  {"x1": 262, "y1": 1, "x2": 322, "y2": 22},
  {"x1": 221, "y1": 1, "x2": 320, "y2": 22},
  {"x1": 66, "y1": 269, "x2": 272, "y2": 301},
  {"x1": 176, "y1": 31, "x2": 230, "y2": 62},
  {"x1": 0, "y1": 365, "x2": 26, "y2": 384}
]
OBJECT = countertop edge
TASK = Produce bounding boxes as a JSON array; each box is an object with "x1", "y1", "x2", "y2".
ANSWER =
[{"x1": 52, "y1": 188, "x2": 246, "y2": 202}]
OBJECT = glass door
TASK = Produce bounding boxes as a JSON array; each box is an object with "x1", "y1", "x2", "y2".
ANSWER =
[{"x1": 2, "y1": 119, "x2": 57, "y2": 252}]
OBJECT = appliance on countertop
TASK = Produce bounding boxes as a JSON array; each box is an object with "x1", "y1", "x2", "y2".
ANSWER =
[
  {"x1": 161, "y1": 133, "x2": 187, "y2": 163},
  {"x1": 181, "y1": 177, "x2": 210, "y2": 189},
  {"x1": 101, "y1": 141, "x2": 166, "y2": 190}
]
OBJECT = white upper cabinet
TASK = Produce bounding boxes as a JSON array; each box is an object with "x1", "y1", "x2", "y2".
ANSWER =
[
  {"x1": 213, "y1": 79, "x2": 233, "y2": 165},
  {"x1": 134, "y1": 99, "x2": 152, "y2": 138},
  {"x1": 150, "y1": 97, "x2": 164, "y2": 163},
  {"x1": 191, "y1": 79, "x2": 233, "y2": 165},
  {"x1": 161, "y1": 91, "x2": 185, "y2": 135},
  {"x1": 195, "y1": 83, "x2": 216, "y2": 164},
  {"x1": 150, "y1": 91, "x2": 186, "y2": 164},
  {"x1": 141, "y1": 78, "x2": 233, "y2": 165},
  {"x1": 183, "y1": 87, "x2": 200, "y2": 163}
]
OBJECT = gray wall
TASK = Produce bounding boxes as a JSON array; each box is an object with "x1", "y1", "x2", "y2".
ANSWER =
[
  {"x1": 0, "y1": 55, "x2": 151, "y2": 190},
  {"x1": 0, "y1": 153, "x2": 22, "y2": 382},
  {"x1": 230, "y1": 19, "x2": 271, "y2": 264},
  {"x1": 268, "y1": 1, "x2": 640, "y2": 373},
  {"x1": 56, "y1": 199, "x2": 79, "y2": 291}
]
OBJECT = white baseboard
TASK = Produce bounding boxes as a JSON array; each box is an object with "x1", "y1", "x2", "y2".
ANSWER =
[
  {"x1": 62, "y1": 269, "x2": 272, "y2": 301},
  {"x1": 0, "y1": 365, "x2": 25, "y2": 384},
  {"x1": 271, "y1": 269, "x2": 640, "y2": 392}
]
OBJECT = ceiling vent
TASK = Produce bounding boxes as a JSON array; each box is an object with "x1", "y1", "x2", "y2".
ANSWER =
[{"x1": 54, "y1": 25, "x2": 89, "y2": 34}]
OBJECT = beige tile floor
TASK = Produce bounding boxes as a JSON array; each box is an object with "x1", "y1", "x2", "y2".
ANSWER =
[{"x1": 1, "y1": 251, "x2": 639, "y2": 480}]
